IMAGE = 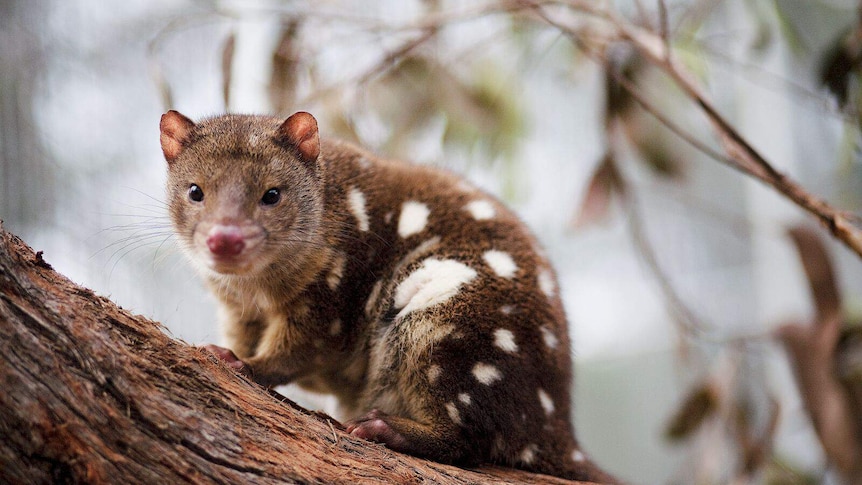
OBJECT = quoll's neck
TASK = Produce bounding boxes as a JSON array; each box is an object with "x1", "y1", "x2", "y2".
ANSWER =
[{"x1": 207, "y1": 233, "x2": 336, "y2": 312}]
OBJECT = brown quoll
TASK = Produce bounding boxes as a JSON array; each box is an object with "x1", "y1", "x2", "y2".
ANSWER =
[{"x1": 159, "y1": 110, "x2": 615, "y2": 483}]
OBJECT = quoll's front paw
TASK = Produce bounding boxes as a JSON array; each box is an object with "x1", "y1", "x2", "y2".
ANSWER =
[
  {"x1": 201, "y1": 344, "x2": 252, "y2": 378},
  {"x1": 345, "y1": 409, "x2": 408, "y2": 450}
]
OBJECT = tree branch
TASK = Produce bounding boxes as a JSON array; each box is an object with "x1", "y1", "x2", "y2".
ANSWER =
[{"x1": 0, "y1": 222, "x2": 593, "y2": 485}]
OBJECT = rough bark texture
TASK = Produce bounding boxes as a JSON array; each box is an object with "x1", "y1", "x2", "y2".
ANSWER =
[{"x1": 0, "y1": 222, "x2": 594, "y2": 484}]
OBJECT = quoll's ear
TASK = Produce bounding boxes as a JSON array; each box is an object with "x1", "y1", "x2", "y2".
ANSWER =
[
  {"x1": 276, "y1": 111, "x2": 320, "y2": 166},
  {"x1": 160, "y1": 110, "x2": 195, "y2": 163}
]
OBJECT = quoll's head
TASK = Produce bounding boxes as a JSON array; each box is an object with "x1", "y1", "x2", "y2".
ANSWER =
[{"x1": 159, "y1": 110, "x2": 322, "y2": 277}]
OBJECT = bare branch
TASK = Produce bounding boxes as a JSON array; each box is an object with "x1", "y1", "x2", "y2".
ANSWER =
[
  {"x1": 518, "y1": 0, "x2": 862, "y2": 260},
  {"x1": 297, "y1": 28, "x2": 439, "y2": 106},
  {"x1": 616, "y1": 22, "x2": 862, "y2": 258}
]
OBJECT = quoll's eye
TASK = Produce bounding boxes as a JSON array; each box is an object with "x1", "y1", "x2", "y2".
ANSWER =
[
  {"x1": 261, "y1": 188, "x2": 281, "y2": 206},
  {"x1": 188, "y1": 184, "x2": 204, "y2": 202}
]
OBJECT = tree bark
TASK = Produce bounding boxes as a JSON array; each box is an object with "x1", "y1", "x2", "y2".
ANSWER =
[{"x1": 0, "y1": 222, "x2": 593, "y2": 485}]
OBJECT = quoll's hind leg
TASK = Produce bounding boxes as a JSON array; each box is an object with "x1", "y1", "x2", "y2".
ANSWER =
[
  {"x1": 345, "y1": 410, "x2": 469, "y2": 464},
  {"x1": 201, "y1": 344, "x2": 252, "y2": 377}
]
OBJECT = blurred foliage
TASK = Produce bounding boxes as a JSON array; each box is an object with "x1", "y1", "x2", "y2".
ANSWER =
[
  {"x1": 818, "y1": 19, "x2": 862, "y2": 111},
  {"x1": 269, "y1": 20, "x2": 301, "y2": 115},
  {"x1": 838, "y1": 323, "x2": 862, "y2": 438},
  {"x1": 221, "y1": 30, "x2": 235, "y2": 109},
  {"x1": 763, "y1": 459, "x2": 820, "y2": 485},
  {"x1": 571, "y1": 152, "x2": 622, "y2": 229},
  {"x1": 372, "y1": 55, "x2": 524, "y2": 162},
  {"x1": 664, "y1": 380, "x2": 720, "y2": 442}
]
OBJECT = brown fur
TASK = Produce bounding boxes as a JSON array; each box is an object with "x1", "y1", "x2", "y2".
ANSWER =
[{"x1": 161, "y1": 111, "x2": 616, "y2": 483}]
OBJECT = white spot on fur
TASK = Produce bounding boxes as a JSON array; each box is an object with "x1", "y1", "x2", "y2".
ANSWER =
[
  {"x1": 248, "y1": 134, "x2": 261, "y2": 147},
  {"x1": 357, "y1": 156, "x2": 371, "y2": 168},
  {"x1": 445, "y1": 402, "x2": 462, "y2": 426},
  {"x1": 427, "y1": 364, "x2": 442, "y2": 384},
  {"x1": 572, "y1": 449, "x2": 585, "y2": 462},
  {"x1": 329, "y1": 319, "x2": 342, "y2": 336},
  {"x1": 493, "y1": 328, "x2": 518, "y2": 353},
  {"x1": 538, "y1": 389, "x2": 555, "y2": 415},
  {"x1": 472, "y1": 362, "x2": 502, "y2": 385},
  {"x1": 327, "y1": 252, "x2": 347, "y2": 290},
  {"x1": 348, "y1": 187, "x2": 370, "y2": 232},
  {"x1": 464, "y1": 200, "x2": 495, "y2": 220},
  {"x1": 519, "y1": 444, "x2": 538, "y2": 464},
  {"x1": 540, "y1": 326, "x2": 559, "y2": 350},
  {"x1": 483, "y1": 250, "x2": 518, "y2": 278},
  {"x1": 364, "y1": 280, "x2": 383, "y2": 318},
  {"x1": 393, "y1": 258, "x2": 477, "y2": 319},
  {"x1": 398, "y1": 201, "x2": 430, "y2": 238},
  {"x1": 538, "y1": 268, "x2": 556, "y2": 297},
  {"x1": 384, "y1": 211, "x2": 394, "y2": 224},
  {"x1": 499, "y1": 305, "x2": 514, "y2": 315},
  {"x1": 458, "y1": 393, "x2": 471, "y2": 405}
]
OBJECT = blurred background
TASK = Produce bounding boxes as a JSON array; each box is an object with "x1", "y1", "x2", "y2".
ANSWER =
[{"x1": 2, "y1": 0, "x2": 862, "y2": 483}]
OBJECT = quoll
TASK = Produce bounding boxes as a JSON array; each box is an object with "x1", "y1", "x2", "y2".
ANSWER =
[{"x1": 160, "y1": 110, "x2": 615, "y2": 482}]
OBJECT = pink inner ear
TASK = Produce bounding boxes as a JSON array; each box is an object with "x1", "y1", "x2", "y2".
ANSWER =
[
  {"x1": 279, "y1": 112, "x2": 320, "y2": 163},
  {"x1": 160, "y1": 110, "x2": 195, "y2": 162}
]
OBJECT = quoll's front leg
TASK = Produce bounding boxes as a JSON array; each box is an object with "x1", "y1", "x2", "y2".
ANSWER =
[
  {"x1": 201, "y1": 343, "x2": 311, "y2": 389},
  {"x1": 202, "y1": 344, "x2": 252, "y2": 378}
]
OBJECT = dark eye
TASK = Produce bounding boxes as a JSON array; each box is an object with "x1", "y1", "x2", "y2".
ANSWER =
[
  {"x1": 261, "y1": 188, "x2": 281, "y2": 206},
  {"x1": 188, "y1": 184, "x2": 204, "y2": 202}
]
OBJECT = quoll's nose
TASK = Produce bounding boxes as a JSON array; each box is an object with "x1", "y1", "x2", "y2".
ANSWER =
[{"x1": 206, "y1": 226, "x2": 246, "y2": 257}]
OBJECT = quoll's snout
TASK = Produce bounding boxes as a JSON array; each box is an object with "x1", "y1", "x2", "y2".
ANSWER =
[{"x1": 206, "y1": 225, "x2": 246, "y2": 257}]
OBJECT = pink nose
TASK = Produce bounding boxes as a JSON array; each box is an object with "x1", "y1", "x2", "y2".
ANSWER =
[{"x1": 206, "y1": 227, "x2": 246, "y2": 257}]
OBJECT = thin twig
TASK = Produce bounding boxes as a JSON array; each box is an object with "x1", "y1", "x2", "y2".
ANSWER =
[
  {"x1": 611, "y1": 149, "x2": 706, "y2": 338},
  {"x1": 691, "y1": 41, "x2": 859, "y2": 123},
  {"x1": 632, "y1": 0, "x2": 651, "y2": 27},
  {"x1": 296, "y1": 28, "x2": 439, "y2": 106}
]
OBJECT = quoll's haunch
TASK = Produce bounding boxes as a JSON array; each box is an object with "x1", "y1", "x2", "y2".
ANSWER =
[{"x1": 159, "y1": 110, "x2": 616, "y2": 483}]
